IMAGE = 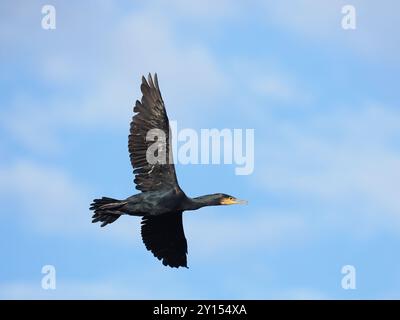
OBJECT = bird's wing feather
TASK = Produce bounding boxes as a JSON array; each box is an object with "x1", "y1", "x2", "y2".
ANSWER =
[
  {"x1": 141, "y1": 212, "x2": 188, "y2": 268},
  {"x1": 129, "y1": 73, "x2": 180, "y2": 192}
]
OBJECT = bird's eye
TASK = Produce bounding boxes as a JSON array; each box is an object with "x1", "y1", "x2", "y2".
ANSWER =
[{"x1": 229, "y1": 197, "x2": 233, "y2": 200}]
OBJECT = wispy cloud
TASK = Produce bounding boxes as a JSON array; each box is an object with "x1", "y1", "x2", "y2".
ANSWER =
[
  {"x1": 251, "y1": 73, "x2": 311, "y2": 104},
  {"x1": 1, "y1": 1, "x2": 228, "y2": 154},
  {"x1": 2, "y1": 0, "x2": 400, "y2": 300},
  {"x1": 256, "y1": 102, "x2": 400, "y2": 234},
  {"x1": 187, "y1": 211, "x2": 309, "y2": 257},
  {"x1": 259, "y1": 0, "x2": 400, "y2": 62},
  {"x1": 0, "y1": 160, "x2": 138, "y2": 243},
  {"x1": 0, "y1": 281, "x2": 148, "y2": 300},
  {"x1": 0, "y1": 158, "x2": 309, "y2": 261},
  {"x1": 150, "y1": 0, "x2": 242, "y2": 21}
]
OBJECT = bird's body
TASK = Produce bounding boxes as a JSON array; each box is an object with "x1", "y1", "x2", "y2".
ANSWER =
[
  {"x1": 90, "y1": 73, "x2": 245, "y2": 268},
  {"x1": 125, "y1": 189, "x2": 186, "y2": 216}
]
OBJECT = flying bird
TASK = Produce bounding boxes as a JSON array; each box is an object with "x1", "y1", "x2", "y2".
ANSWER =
[{"x1": 90, "y1": 73, "x2": 246, "y2": 268}]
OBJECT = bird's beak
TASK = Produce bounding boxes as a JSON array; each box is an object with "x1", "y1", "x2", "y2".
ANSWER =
[
  {"x1": 233, "y1": 198, "x2": 248, "y2": 205},
  {"x1": 221, "y1": 198, "x2": 248, "y2": 205}
]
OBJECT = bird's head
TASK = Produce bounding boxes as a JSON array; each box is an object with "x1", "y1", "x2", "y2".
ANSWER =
[
  {"x1": 215, "y1": 193, "x2": 247, "y2": 205},
  {"x1": 190, "y1": 193, "x2": 247, "y2": 209}
]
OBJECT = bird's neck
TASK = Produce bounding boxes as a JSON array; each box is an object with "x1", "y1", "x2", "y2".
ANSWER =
[{"x1": 185, "y1": 195, "x2": 218, "y2": 210}]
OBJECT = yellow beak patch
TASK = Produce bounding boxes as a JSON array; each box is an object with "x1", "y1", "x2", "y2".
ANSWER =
[{"x1": 220, "y1": 197, "x2": 247, "y2": 205}]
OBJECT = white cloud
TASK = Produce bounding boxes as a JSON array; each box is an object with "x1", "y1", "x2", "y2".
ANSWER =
[
  {"x1": 251, "y1": 73, "x2": 312, "y2": 104},
  {"x1": 186, "y1": 211, "x2": 309, "y2": 257},
  {"x1": 0, "y1": 282, "x2": 329, "y2": 300},
  {"x1": 0, "y1": 160, "x2": 309, "y2": 262},
  {"x1": 0, "y1": 160, "x2": 138, "y2": 243},
  {"x1": 1, "y1": 1, "x2": 229, "y2": 153},
  {"x1": 256, "y1": 103, "x2": 400, "y2": 234},
  {"x1": 0, "y1": 277, "x2": 329, "y2": 300},
  {"x1": 0, "y1": 159, "x2": 309, "y2": 258},
  {"x1": 0, "y1": 281, "x2": 147, "y2": 300},
  {"x1": 259, "y1": 0, "x2": 400, "y2": 61},
  {"x1": 252, "y1": 75, "x2": 294, "y2": 101},
  {"x1": 261, "y1": 0, "x2": 342, "y2": 38},
  {"x1": 228, "y1": 58, "x2": 314, "y2": 108},
  {"x1": 277, "y1": 288, "x2": 328, "y2": 300},
  {"x1": 150, "y1": 0, "x2": 242, "y2": 21},
  {"x1": 0, "y1": 161, "x2": 91, "y2": 233},
  {"x1": 1, "y1": 99, "x2": 63, "y2": 154},
  {"x1": 76, "y1": 9, "x2": 228, "y2": 126}
]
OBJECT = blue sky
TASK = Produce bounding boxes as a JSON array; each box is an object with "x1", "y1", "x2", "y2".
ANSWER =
[{"x1": 1, "y1": 0, "x2": 400, "y2": 299}]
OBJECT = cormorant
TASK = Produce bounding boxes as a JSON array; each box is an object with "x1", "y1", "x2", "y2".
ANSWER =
[{"x1": 90, "y1": 73, "x2": 246, "y2": 268}]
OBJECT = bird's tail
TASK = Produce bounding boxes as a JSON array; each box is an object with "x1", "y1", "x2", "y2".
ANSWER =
[{"x1": 90, "y1": 197, "x2": 127, "y2": 227}]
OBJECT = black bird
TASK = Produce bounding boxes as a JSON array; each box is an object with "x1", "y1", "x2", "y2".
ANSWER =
[{"x1": 90, "y1": 73, "x2": 246, "y2": 268}]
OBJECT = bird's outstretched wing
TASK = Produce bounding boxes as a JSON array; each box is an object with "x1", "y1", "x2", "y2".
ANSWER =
[
  {"x1": 141, "y1": 212, "x2": 188, "y2": 268},
  {"x1": 129, "y1": 73, "x2": 180, "y2": 192}
]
